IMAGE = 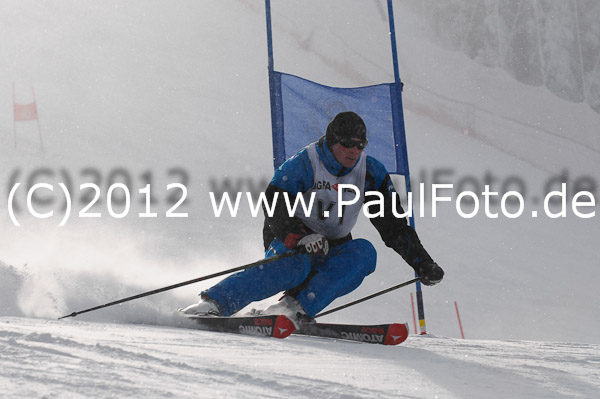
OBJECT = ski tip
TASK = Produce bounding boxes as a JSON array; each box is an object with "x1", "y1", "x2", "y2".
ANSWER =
[
  {"x1": 273, "y1": 315, "x2": 296, "y2": 339},
  {"x1": 384, "y1": 323, "x2": 409, "y2": 345}
]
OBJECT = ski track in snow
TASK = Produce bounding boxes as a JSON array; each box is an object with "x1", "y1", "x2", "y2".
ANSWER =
[{"x1": 1, "y1": 317, "x2": 599, "y2": 399}]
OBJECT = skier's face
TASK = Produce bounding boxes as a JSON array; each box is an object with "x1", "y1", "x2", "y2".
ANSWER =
[{"x1": 331, "y1": 140, "x2": 364, "y2": 168}]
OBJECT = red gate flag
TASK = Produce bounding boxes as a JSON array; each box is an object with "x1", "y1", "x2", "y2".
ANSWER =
[{"x1": 14, "y1": 102, "x2": 39, "y2": 122}]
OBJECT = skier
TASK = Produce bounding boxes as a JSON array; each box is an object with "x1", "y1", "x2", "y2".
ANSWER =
[{"x1": 180, "y1": 111, "x2": 444, "y2": 323}]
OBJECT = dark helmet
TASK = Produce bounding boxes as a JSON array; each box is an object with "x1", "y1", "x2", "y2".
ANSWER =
[{"x1": 325, "y1": 111, "x2": 367, "y2": 149}]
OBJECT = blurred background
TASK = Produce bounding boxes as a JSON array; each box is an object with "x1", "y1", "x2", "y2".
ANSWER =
[{"x1": 1, "y1": 0, "x2": 598, "y2": 343}]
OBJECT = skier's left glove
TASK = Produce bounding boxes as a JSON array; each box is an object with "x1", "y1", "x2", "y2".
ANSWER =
[
  {"x1": 414, "y1": 260, "x2": 444, "y2": 286},
  {"x1": 297, "y1": 234, "x2": 329, "y2": 256}
]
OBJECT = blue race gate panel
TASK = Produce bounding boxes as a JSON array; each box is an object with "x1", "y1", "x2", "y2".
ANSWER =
[{"x1": 270, "y1": 72, "x2": 407, "y2": 176}]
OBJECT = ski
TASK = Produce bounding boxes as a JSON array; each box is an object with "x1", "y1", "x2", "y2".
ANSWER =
[
  {"x1": 294, "y1": 321, "x2": 409, "y2": 345},
  {"x1": 183, "y1": 314, "x2": 296, "y2": 339}
]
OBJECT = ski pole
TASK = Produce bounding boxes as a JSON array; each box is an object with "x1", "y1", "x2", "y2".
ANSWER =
[
  {"x1": 314, "y1": 277, "x2": 419, "y2": 318},
  {"x1": 58, "y1": 250, "x2": 300, "y2": 320}
]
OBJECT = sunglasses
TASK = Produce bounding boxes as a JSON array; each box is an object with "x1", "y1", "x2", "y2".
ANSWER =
[{"x1": 334, "y1": 134, "x2": 368, "y2": 150}]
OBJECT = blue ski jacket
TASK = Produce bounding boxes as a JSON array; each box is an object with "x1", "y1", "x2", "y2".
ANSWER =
[{"x1": 262, "y1": 136, "x2": 433, "y2": 268}]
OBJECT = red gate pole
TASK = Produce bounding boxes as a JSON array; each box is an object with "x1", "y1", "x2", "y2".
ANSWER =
[
  {"x1": 454, "y1": 301, "x2": 465, "y2": 339},
  {"x1": 410, "y1": 293, "x2": 418, "y2": 335},
  {"x1": 12, "y1": 82, "x2": 17, "y2": 149}
]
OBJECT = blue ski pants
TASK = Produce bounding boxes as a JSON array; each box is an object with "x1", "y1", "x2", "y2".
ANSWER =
[{"x1": 204, "y1": 238, "x2": 377, "y2": 317}]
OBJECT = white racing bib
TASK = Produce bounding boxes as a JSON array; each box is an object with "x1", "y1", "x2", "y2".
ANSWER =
[{"x1": 295, "y1": 143, "x2": 366, "y2": 239}]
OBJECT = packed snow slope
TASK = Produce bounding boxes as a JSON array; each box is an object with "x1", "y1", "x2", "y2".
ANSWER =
[
  {"x1": 0, "y1": 0, "x2": 599, "y2": 372},
  {"x1": 1, "y1": 1, "x2": 599, "y2": 397},
  {"x1": 1, "y1": 316, "x2": 599, "y2": 399}
]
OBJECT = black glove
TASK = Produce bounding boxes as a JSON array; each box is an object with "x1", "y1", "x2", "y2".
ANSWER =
[
  {"x1": 415, "y1": 260, "x2": 444, "y2": 286},
  {"x1": 297, "y1": 234, "x2": 329, "y2": 256}
]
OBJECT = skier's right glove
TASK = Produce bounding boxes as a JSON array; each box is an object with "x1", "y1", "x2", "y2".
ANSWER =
[
  {"x1": 415, "y1": 260, "x2": 444, "y2": 286},
  {"x1": 297, "y1": 234, "x2": 329, "y2": 256}
]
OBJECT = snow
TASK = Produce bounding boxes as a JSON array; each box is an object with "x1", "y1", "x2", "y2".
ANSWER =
[
  {"x1": 2, "y1": 316, "x2": 599, "y2": 399},
  {"x1": 1, "y1": 0, "x2": 599, "y2": 397}
]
